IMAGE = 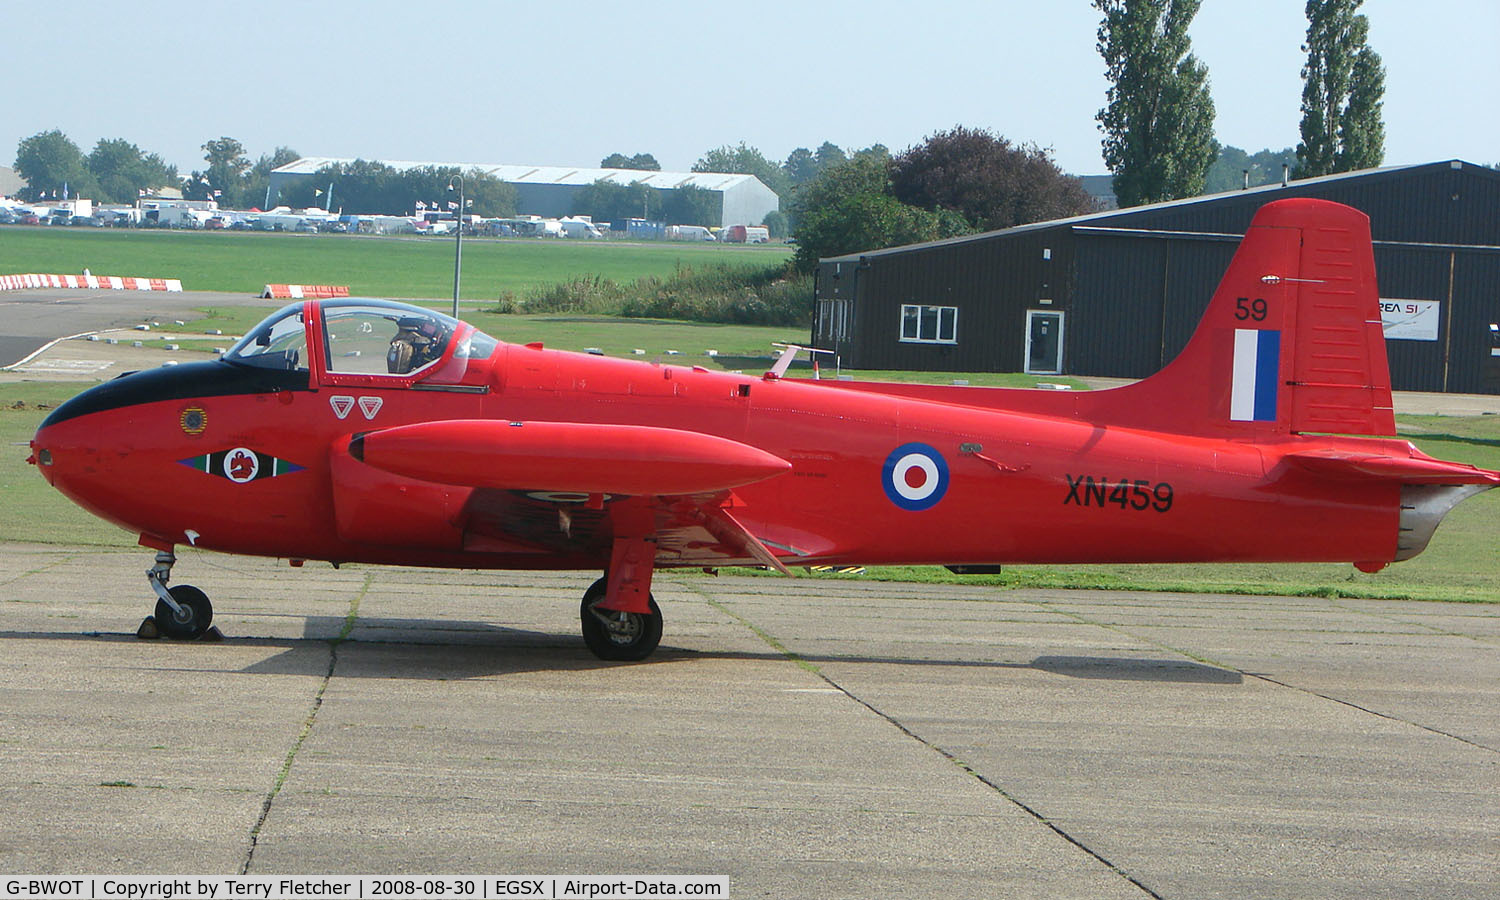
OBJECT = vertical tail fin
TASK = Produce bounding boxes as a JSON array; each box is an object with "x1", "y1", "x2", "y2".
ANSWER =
[{"x1": 1113, "y1": 198, "x2": 1395, "y2": 438}]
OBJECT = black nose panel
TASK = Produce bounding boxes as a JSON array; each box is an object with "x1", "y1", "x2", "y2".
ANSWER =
[{"x1": 40, "y1": 360, "x2": 311, "y2": 428}]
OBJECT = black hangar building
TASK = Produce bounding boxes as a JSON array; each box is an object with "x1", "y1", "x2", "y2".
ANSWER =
[{"x1": 812, "y1": 160, "x2": 1500, "y2": 393}]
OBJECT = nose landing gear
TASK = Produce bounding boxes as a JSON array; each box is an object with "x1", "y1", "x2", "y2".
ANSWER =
[{"x1": 138, "y1": 550, "x2": 218, "y2": 640}]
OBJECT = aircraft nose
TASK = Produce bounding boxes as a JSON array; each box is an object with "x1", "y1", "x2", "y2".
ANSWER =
[
  {"x1": 31, "y1": 413, "x2": 100, "y2": 488},
  {"x1": 31, "y1": 363, "x2": 196, "y2": 489}
]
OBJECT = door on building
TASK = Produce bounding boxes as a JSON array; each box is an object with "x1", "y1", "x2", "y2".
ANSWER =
[{"x1": 1025, "y1": 310, "x2": 1064, "y2": 375}]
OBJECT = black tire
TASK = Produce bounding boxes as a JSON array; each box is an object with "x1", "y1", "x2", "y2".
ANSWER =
[
  {"x1": 154, "y1": 584, "x2": 213, "y2": 640},
  {"x1": 580, "y1": 577, "x2": 662, "y2": 661}
]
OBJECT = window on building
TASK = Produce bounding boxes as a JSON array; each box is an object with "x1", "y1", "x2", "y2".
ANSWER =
[{"x1": 899, "y1": 304, "x2": 958, "y2": 344}]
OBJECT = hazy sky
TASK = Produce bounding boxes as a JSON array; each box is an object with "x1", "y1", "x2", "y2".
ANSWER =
[{"x1": 3, "y1": 0, "x2": 1495, "y2": 178}]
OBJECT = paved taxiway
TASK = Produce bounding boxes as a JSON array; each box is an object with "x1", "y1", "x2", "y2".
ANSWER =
[{"x1": 1, "y1": 544, "x2": 1495, "y2": 897}]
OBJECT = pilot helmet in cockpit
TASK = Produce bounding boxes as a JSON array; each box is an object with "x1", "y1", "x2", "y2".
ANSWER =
[{"x1": 386, "y1": 316, "x2": 447, "y2": 374}]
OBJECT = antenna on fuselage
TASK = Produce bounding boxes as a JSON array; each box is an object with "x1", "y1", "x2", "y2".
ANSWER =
[{"x1": 767, "y1": 343, "x2": 836, "y2": 380}]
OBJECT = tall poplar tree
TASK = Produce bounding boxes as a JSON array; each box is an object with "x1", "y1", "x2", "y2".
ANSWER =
[
  {"x1": 1295, "y1": 0, "x2": 1385, "y2": 177},
  {"x1": 1094, "y1": 0, "x2": 1218, "y2": 207}
]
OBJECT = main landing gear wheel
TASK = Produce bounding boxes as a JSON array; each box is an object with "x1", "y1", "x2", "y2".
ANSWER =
[
  {"x1": 580, "y1": 577, "x2": 662, "y2": 662},
  {"x1": 154, "y1": 584, "x2": 213, "y2": 640}
]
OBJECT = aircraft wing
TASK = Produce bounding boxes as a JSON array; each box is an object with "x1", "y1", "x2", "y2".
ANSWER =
[{"x1": 346, "y1": 419, "x2": 796, "y2": 570}]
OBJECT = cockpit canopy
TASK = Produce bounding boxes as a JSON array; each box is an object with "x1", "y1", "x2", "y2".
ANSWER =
[
  {"x1": 224, "y1": 299, "x2": 498, "y2": 383},
  {"x1": 224, "y1": 302, "x2": 308, "y2": 371}
]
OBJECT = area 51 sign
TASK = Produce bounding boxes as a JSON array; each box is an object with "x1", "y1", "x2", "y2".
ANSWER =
[{"x1": 1380, "y1": 299, "x2": 1440, "y2": 341}]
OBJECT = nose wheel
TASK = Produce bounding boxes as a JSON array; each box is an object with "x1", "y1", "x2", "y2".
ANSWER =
[
  {"x1": 142, "y1": 550, "x2": 215, "y2": 640},
  {"x1": 154, "y1": 585, "x2": 213, "y2": 639}
]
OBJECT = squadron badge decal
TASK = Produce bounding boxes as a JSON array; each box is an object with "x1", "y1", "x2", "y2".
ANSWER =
[
  {"x1": 179, "y1": 406, "x2": 207, "y2": 435},
  {"x1": 179, "y1": 448, "x2": 305, "y2": 484}
]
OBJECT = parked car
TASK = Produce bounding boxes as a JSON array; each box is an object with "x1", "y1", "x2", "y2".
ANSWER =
[
  {"x1": 70, "y1": 215, "x2": 105, "y2": 227},
  {"x1": 204, "y1": 216, "x2": 226, "y2": 230},
  {"x1": 665, "y1": 224, "x2": 715, "y2": 241},
  {"x1": 18, "y1": 213, "x2": 40, "y2": 225},
  {"x1": 0, "y1": 211, "x2": 16, "y2": 225},
  {"x1": 294, "y1": 220, "x2": 320, "y2": 233}
]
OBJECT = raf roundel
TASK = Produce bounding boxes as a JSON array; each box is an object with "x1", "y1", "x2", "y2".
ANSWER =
[{"x1": 882, "y1": 442, "x2": 950, "y2": 511}]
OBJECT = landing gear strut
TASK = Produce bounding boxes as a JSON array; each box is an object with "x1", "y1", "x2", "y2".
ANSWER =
[
  {"x1": 143, "y1": 550, "x2": 214, "y2": 640},
  {"x1": 580, "y1": 577, "x2": 662, "y2": 661}
]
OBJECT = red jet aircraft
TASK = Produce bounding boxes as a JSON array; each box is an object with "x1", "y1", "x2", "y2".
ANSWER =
[{"x1": 29, "y1": 199, "x2": 1500, "y2": 659}]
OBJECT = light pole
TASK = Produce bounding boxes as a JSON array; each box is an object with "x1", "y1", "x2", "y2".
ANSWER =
[{"x1": 447, "y1": 175, "x2": 464, "y2": 318}]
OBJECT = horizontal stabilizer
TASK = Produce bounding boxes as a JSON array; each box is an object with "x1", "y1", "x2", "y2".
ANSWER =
[
  {"x1": 1285, "y1": 448, "x2": 1500, "y2": 485},
  {"x1": 350, "y1": 419, "x2": 791, "y2": 496}
]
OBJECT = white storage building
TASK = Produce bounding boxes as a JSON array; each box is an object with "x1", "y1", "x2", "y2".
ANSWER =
[{"x1": 268, "y1": 157, "x2": 779, "y2": 227}]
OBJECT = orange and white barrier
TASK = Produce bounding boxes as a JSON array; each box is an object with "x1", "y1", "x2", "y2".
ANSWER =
[
  {"x1": 0, "y1": 273, "x2": 183, "y2": 292},
  {"x1": 262, "y1": 284, "x2": 350, "y2": 299}
]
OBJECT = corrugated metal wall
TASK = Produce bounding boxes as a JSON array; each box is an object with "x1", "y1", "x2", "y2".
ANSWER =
[
  {"x1": 1076, "y1": 163, "x2": 1500, "y2": 246},
  {"x1": 1069, "y1": 234, "x2": 1241, "y2": 378},
  {"x1": 845, "y1": 230, "x2": 1068, "y2": 372},
  {"x1": 1069, "y1": 235, "x2": 1163, "y2": 378},
  {"x1": 1446, "y1": 252, "x2": 1500, "y2": 393},
  {"x1": 1375, "y1": 245, "x2": 1455, "y2": 392}
]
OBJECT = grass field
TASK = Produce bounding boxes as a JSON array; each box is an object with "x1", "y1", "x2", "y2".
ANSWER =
[
  {"x1": 3, "y1": 378, "x2": 1496, "y2": 603},
  {"x1": 0, "y1": 227, "x2": 791, "y2": 299}
]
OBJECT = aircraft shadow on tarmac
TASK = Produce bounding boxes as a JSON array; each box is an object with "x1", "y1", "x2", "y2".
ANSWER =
[{"x1": 0, "y1": 619, "x2": 1243, "y2": 684}]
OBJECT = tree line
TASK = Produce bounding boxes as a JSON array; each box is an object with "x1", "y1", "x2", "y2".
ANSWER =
[{"x1": 12, "y1": 132, "x2": 290, "y2": 209}]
